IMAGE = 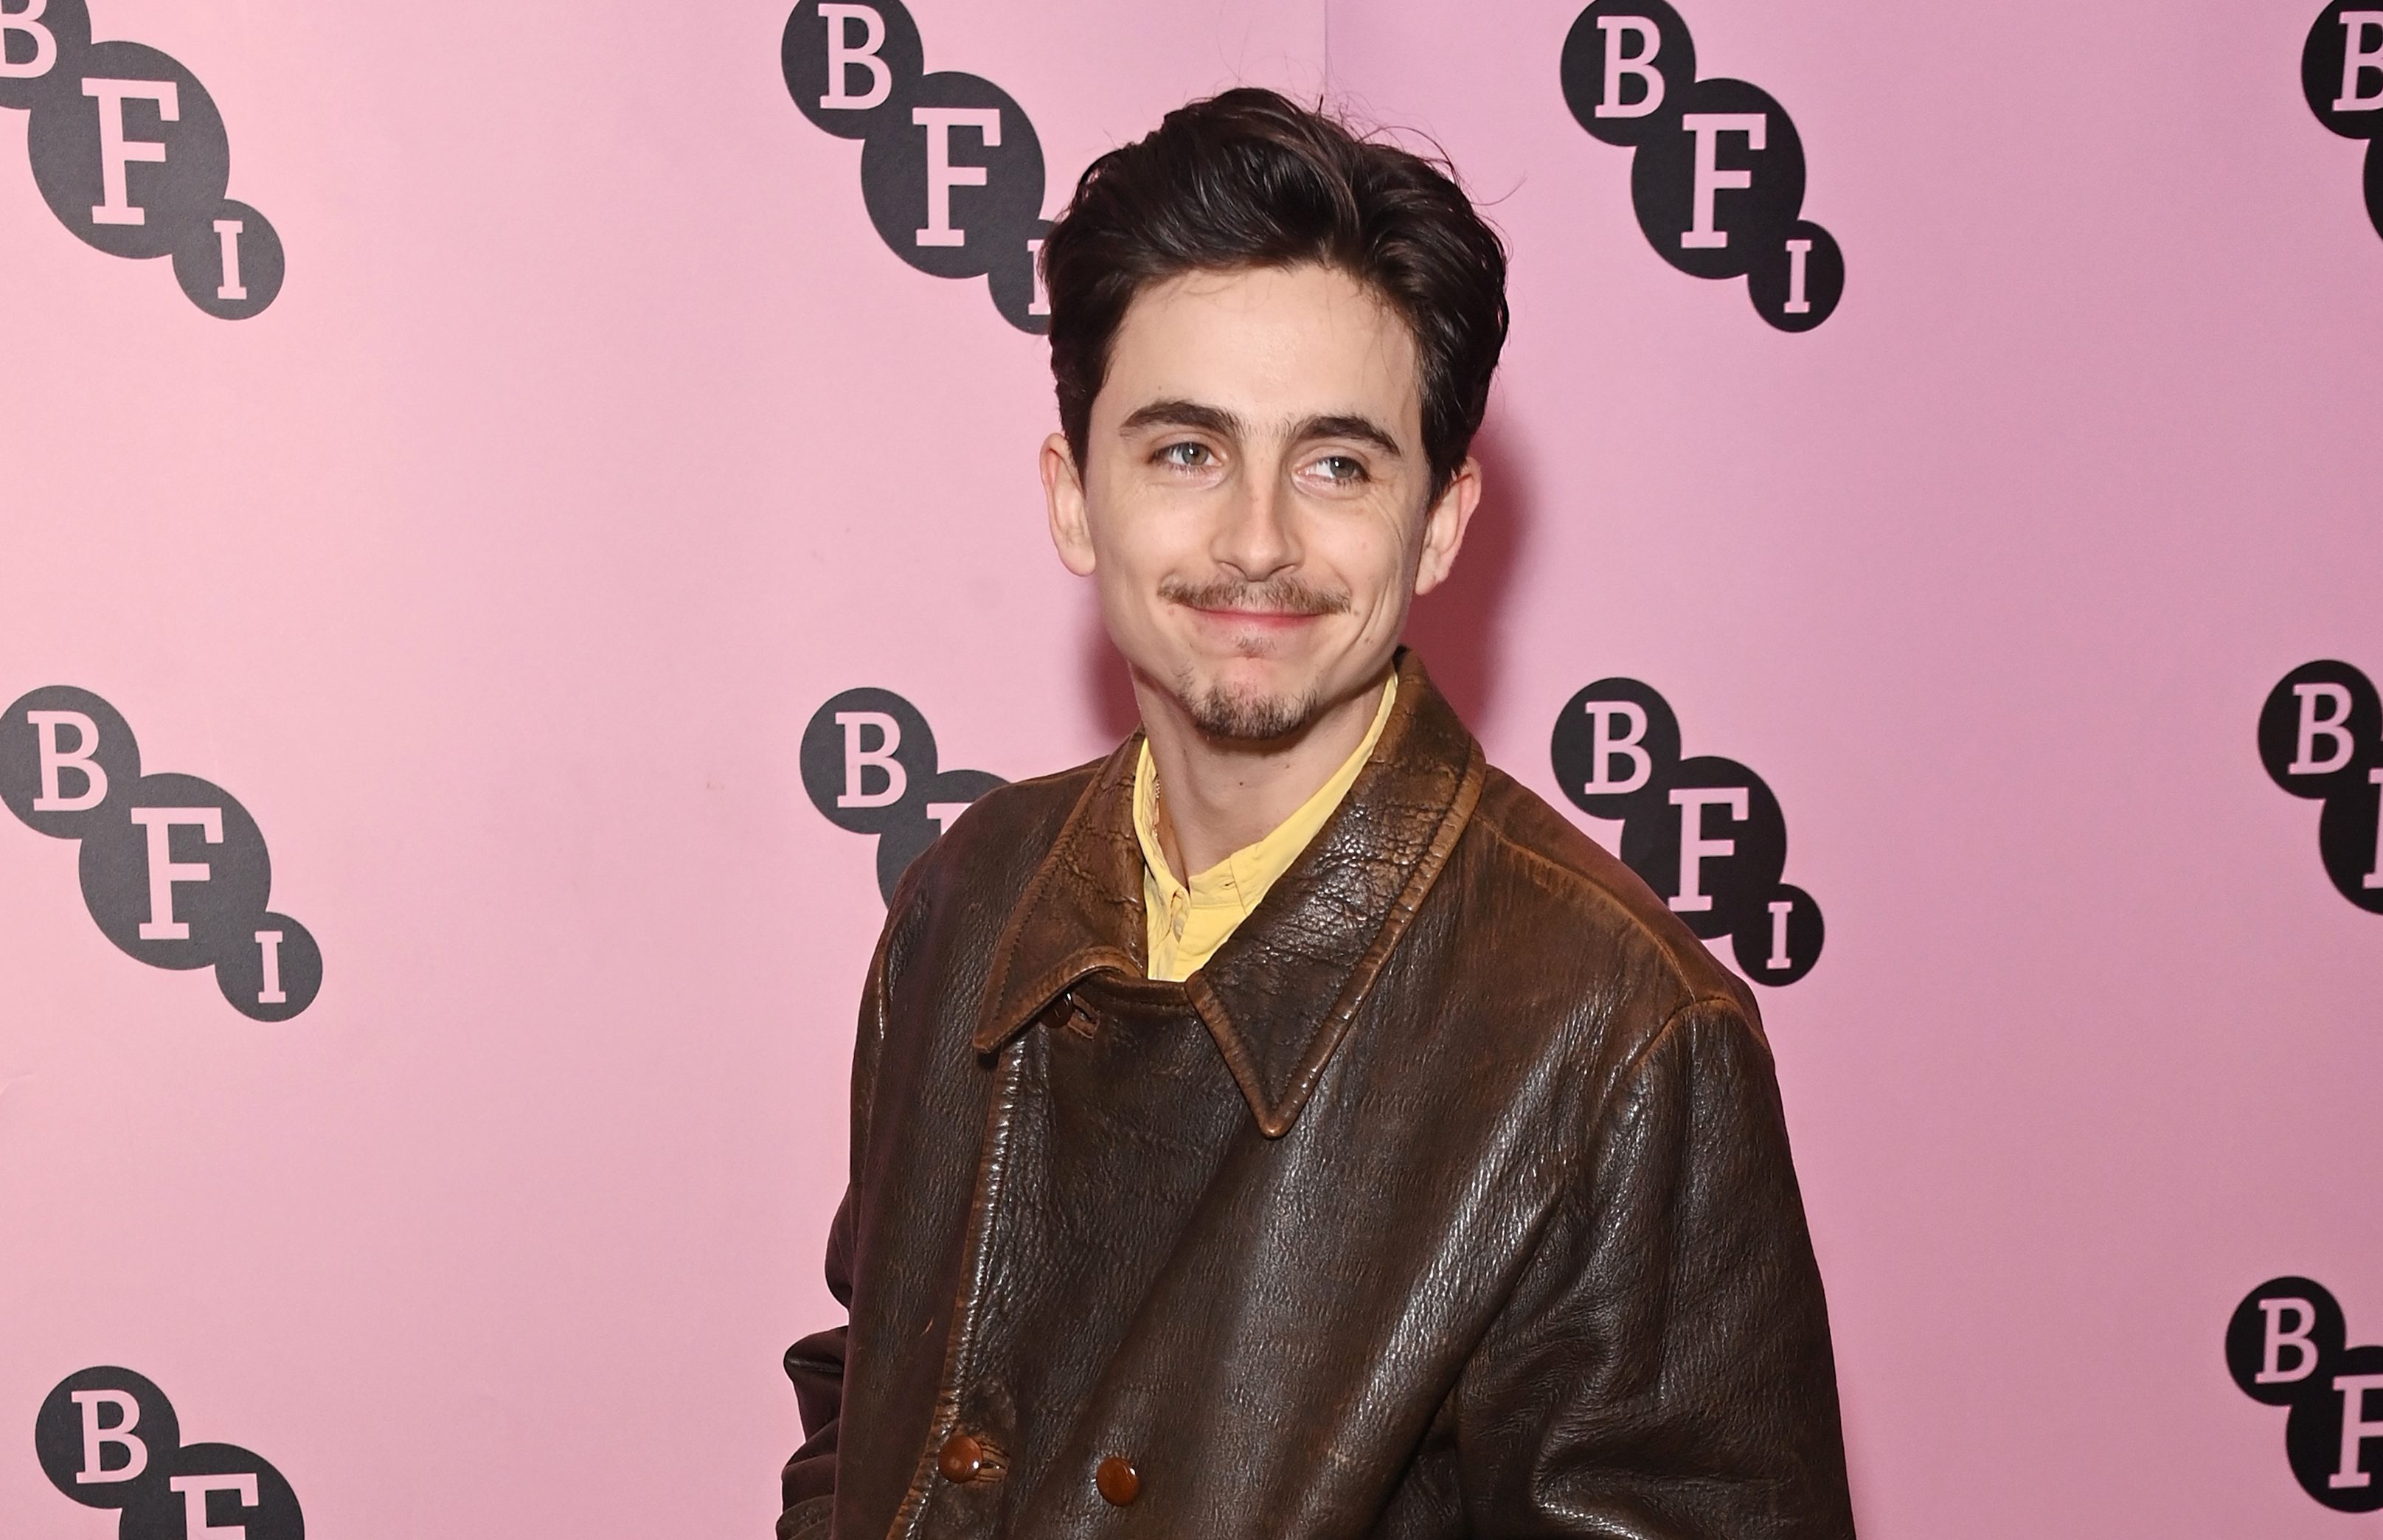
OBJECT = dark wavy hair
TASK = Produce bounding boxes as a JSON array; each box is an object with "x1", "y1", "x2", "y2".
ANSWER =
[{"x1": 1039, "y1": 88, "x2": 1508, "y2": 499}]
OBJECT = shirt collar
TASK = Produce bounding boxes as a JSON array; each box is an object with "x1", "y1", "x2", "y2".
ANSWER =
[
  {"x1": 974, "y1": 650, "x2": 1483, "y2": 1137},
  {"x1": 1132, "y1": 673, "x2": 1398, "y2": 973}
]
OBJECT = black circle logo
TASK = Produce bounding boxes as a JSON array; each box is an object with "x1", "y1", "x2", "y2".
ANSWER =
[
  {"x1": 2258, "y1": 662, "x2": 2383, "y2": 913},
  {"x1": 120, "y1": 1443, "x2": 304, "y2": 1540},
  {"x1": 35, "y1": 1367, "x2": 181, "y2": 1508},
  {"x1": 36, "y1": 1368, "x2": 304, "y2": 1536},
  {"x1": 783, "y1": 0, "x2": 923, "y2": 141},
  {"x1": 1630, "y1": 77, "x2": 1803, "y2": 282},
  {"x1": 1, "y1": 684, "x2": 142, "y2": 839},
  {"x1": 781, "y1": 0, "x2": 1052, "y2": 333},
  {"x1": 1553, "y1": 679, "x2": 1823, "y2": 986},
  {"x1": 801, "y1": 688, "x2": 1005, "y2": 903},
  {"x1": 2305, "y1": 2, "x2": 2383, "y2": 140},
  {"x1": 171, "y1": 198, "x2": 285, "y2": 320},
  {"x1": 1618, "y1": 754, "x2": 1787, "y2": 938},
  {"x1": 27, "y1": 41, "x2": 229, "y2": 260},
  {"x1": 2230, "y1": 1278, "x2": 2383, "y2": 1510},
  {"x1": 1559, "y1": 0, "x2": 1696, "y2": 148},
  {"x1": 1558, "y1": 1, "x2": 1841, "y2": 331},
  {"x1": 1747, "y1": 218, "x2": 1842, "y2": 332},
  {"x1": 0, "y1": 0, "x2": 93, "y2": 111},
  {"x1": 1551, "y1": 676, "x2": 1681, "y2": 827},
  {"x1": 4, "y1": 685, "x2": 322, "y2": 1017},
  {"x1": 859, "y1": 70, "x2": 1044, "y2": 281}
]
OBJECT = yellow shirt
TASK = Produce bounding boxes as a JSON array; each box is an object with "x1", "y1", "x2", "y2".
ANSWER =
[{"x1": 1133, "y1": 674, "x2": 1398, "y2": 982}]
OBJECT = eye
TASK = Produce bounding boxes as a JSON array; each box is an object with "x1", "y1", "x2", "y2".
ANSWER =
[
  {"x1": 1311, "y1": 454, "x2": 1367, "y2": 485},
  {"x1": 1156, "y1": 441, "x2": 1214, "y2": 468}
]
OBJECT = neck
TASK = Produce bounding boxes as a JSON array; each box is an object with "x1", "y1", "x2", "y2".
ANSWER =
[{"x1": 1135, "y1": 662, "x2": 1394, "y2": 879}]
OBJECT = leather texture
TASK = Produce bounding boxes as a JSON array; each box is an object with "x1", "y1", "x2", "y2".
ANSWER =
[{"x1": 781, "y1": 652, "x2": 1855, "y2": 1539}]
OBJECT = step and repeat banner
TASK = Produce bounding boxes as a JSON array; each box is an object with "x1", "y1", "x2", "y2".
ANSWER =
[{"x1": 4, "y1": 0, "x2": 2379, "y2": 1535}]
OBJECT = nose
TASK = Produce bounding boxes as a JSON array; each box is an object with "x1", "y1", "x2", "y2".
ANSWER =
[{"x1": 1210, "y1": 461, "x2": 1300, "y2": 583}]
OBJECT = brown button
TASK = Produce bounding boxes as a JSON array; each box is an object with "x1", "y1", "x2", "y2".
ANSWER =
[
  {"x1": 1095, "y1": 1456, "x2": 1140, "y2": 1506},
  {"x1": 938, "y1": 1432, "x2": 985, "y2": 1483}
]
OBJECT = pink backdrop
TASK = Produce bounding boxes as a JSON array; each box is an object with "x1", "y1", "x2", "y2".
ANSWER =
[{"x1": 5, "y1": 1, "x2": 2382, "y2": 1534}]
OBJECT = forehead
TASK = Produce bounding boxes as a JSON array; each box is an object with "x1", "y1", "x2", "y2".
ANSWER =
[{"x1": 1101, "y1": 264, "x2": 1423, "y2": 431}]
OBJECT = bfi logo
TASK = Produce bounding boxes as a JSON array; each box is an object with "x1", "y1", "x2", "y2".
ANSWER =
[
  {"x1": 2258, "y1": 661, "x2": 2383, "y2": 915},
  {"x1": 2230, "y1": 1278, "x2": 2383, "y2": 1510},
  {"x1": 0, "y1": 0, "x2": 283, "y2": 317},
  {"x1": 2303, "y1": 1, "x2": 2383, "y2": 243},
  {"x1": 802, "y1": 687, "x2": 1005, "y2": 903},
  {"x1": 1, "y1": 686, "x2": 321, "y2": 1019},
  {"x1": 782, "y1": 0, "x2": 1051, "y2": 333},
  {"x1": 1559, "y1": 0, "x2": 1842, "y2": 331},
  {"x1": 35, "y1": 1367, "x2": 302, "y2": 1539},
  {"x1": 1550, "y1": 678, "x2": 1823, "y2": 986}
]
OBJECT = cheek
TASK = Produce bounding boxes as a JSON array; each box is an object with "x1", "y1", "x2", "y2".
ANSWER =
[
  {"x1": 1329, "y1": 510, "x2": 1422, "y2": 605},
  {"x1": 1083, "y1": 507, "x2": 1173, "y2": 627},
  {"x1": 1089, "y1": 516, "x2": 1167, "y2": 589},
  {"x1": 1089, "y1": 486, "x2": 1205, "y2": 579}
]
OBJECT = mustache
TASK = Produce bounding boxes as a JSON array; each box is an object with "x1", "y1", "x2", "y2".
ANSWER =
[{"x1": 1159, "y1": 575, "x2": 1352, "y2": 617}]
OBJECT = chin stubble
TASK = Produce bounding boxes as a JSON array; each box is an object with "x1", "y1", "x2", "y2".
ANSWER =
[{"x1": 1179, "y1": 678, "x2": 1326, "y2": 741}]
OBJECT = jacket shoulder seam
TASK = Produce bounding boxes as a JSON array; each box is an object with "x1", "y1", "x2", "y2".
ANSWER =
[{"x1": 1465, "y1": 805, "x2": 1728, "y2": 1003}]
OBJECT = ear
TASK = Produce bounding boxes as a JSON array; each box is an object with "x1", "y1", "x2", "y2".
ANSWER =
[
  {"x1": 1412, "y1": 456, "x2": 1480, "y2": 597},
  {"x1": 1043, "y1": 431, "x2": 1097, "y2": 577}
]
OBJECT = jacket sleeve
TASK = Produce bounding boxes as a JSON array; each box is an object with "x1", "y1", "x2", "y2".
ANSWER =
[
  {"x1": 777, "y1": 1191, "x2": 854, "y2": 1539},
  {"x1": 1454, "y1": 998, "x2": 1856, "y2": 1539},
  {"x1": 778, "y1": 893, "x2": 908, "y2": 1540}
]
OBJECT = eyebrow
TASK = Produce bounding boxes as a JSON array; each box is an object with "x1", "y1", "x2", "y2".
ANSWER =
[
  {"x1": 1117, "y1": 399, "x2": 1406, "y2": 459},
  {"x1": 1119, "y1": 398, "x2": 1243, "y2": 437},
  {"x1": 1292, "y1": 413, "x2": 1404, "y2": 459}
]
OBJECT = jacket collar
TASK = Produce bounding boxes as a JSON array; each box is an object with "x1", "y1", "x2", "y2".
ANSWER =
[{"x1": 973, "y1": 650, "x2": 1486, "y2": 1137}]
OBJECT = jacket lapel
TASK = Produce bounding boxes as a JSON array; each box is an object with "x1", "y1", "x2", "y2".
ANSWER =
[{"x1": 975, "y1": 651, "x2": 1487, "y2": 1137}]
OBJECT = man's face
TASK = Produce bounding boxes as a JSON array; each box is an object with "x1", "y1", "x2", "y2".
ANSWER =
[{"x1": 1043, "y1": 263, "x2": 1478, "y2": 741}]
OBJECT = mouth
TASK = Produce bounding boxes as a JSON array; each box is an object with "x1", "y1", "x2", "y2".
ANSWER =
[
  {"x1": 1184, "y1": 604, "x2": 1328, "y2": 632},
  {"x1": 1162, "y1": 578, "x2": 1352, "y2": 639}
]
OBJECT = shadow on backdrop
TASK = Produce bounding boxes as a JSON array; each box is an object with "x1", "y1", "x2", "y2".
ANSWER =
[
  {"x1": 1074, "y1": 405, "x2": 1535, "y2": 742},
  {"x1": 1403, "y1": 410, "x2": 1531, "y2": 729}
]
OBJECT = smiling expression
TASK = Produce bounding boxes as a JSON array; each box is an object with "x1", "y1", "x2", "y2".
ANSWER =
[{"x1": 1044, "y1": 263, "x2": 1477, "y2": 741}]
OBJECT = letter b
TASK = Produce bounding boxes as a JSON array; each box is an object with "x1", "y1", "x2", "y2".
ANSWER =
[
  {"x1": 1595, "y1": 18, "x2": 1663, "y2": 118},
  {"x1": 784, "y1": 0, "x2": 920, "y2": 139},
  {"x1": 816, "y1": 4, "x2": 888, "y2": 110},
  {"x1": 835, "y1": 711, "x2": 906, "y2": 808},
  {"x1": 72, "y1": 1390, "x2": 146, "y2": 1484},
  {"x1": 29, "y1": 709, "x2": 108, "y2": 810},
  {"x1": 2294, "y1": 684, "x2": 2356, "y2": 775},
  {"x1": 1583, "y1": 701, "x2": 1651, "y2": 794},
  {"x1": 0, "y1": 0, "x2": 90, "y2": 113},
  {"x1": 0, "y1": 0, "x2": 57, "y2": 80},
  {"x1": 2261, "y1": 1298, "x2": 2322, "y2": 1383},
  {"x1": 2334, "y1": 11, "x2": 2383, "y2": 114}
]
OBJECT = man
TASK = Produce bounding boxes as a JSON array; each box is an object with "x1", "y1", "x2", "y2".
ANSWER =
[{"x1": 780, "y1": 89, "x2": 1853, "y2": 1539}]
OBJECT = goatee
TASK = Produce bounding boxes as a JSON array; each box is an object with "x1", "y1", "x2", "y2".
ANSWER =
[
  {"x1": 1180, "y1": 679, "x2": 1326, "y2": 741},
  {"x1": 1155, "y1": 574, "x2": 1351, "y2": 742}
]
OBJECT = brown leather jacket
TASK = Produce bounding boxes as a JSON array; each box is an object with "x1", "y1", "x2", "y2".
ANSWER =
[{"x1": 781, "y1": 653, "x2": 1854, "y2": 1539}]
